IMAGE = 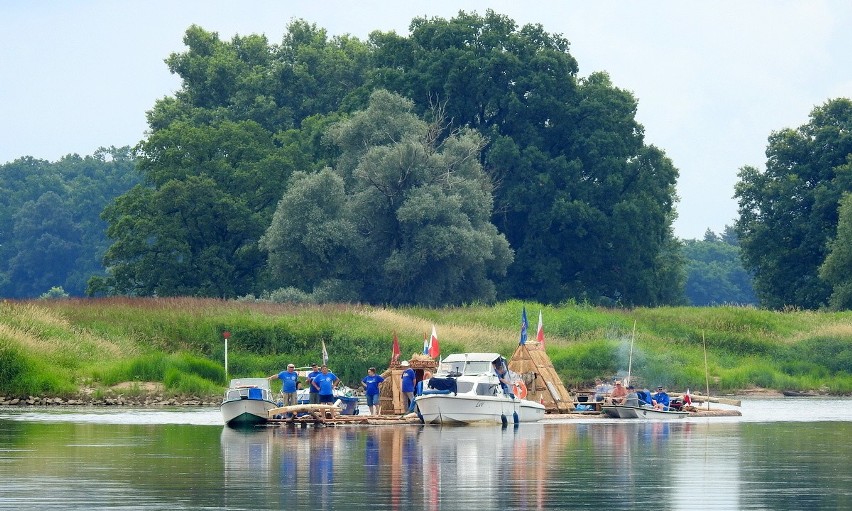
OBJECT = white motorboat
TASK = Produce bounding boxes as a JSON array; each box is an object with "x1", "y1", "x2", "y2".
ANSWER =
[
  {"x1": 220, "y1": 378, "x2": 277, "y2": 427},
  {"x1": 415, "y1": 352, "x2": 545, "y2": 425}
]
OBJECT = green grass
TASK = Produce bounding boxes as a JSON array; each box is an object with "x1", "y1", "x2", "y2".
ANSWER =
[{"x1": 1, "y1": 297, "x2": 851, "y2": 398}]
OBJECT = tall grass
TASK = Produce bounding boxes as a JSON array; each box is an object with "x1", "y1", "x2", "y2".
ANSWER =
[{"x1": 3, "y1": 297, "x2": 851, "y2": 397}]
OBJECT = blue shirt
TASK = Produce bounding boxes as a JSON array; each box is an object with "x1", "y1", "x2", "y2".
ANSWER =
[
  {"x1": 653, "y1": 391, "x2": 670, "y2": 409},
  {"x1": 401, "y1": 368, "x2": 416, "y2": 392},
  {"x1": 307, "y1": 370, "x2": 321, "y2": 393},
  {"x1": 277, "y1": 370, "x2": 299, "y2": 393},
  {"x1": 362, "y1": 374, "x2": 385, "y2": 396},
  {"x1": 313, "y1": 372, "x2": 338, "y2": 395}
]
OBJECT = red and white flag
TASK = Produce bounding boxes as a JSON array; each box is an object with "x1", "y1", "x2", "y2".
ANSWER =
[
  {"x1": 428, "y1": 325, "x2": 440, "y2": 358},
  {"x1": 536, "y1": 310, "x2": 545, "y2": 347}
]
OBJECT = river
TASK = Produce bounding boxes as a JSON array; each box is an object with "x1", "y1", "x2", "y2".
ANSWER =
[{"x1": 0, "y1": 398, "x2": 849, "y2": 510}]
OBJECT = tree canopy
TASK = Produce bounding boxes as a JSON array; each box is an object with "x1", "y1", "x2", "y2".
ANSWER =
[
  {"x1": 735, "y1": 98, "x2": 852, "y2": 309},
  {"x1": 368, "y1": 11, "x2": 682, "y2": 305},
  {"x1": 262, "y1": 90, "x2": 513, "y2": 306},
  {"x1": 66, "y1": 12, "x2": 682, "y2": 306}
]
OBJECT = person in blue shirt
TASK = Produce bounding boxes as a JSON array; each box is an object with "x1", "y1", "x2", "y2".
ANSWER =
[
  {"x1": 361, "y1": 367, "x2": 385, "y2": 415},
  {"x1": 268, "y1": 363, "x2": 300, "y2": 408},
  {"x1": 306, "y1": 363, "x2": 321, "y2": 404},
  {"x1": 653, "y1": 385, "x2": 671, "y2": 411},
  {"x1": 400, "y1": 361, "x2": 416, "y2": 412},
  {"x1": 312, "y1": 365, "x2": 340, "y2": 404}
]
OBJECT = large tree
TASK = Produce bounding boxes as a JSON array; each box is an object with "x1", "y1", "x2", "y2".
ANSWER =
[
  {"x1": 262, "y1": 90, "x2": 513, "y2": 306},
  {"x1": 95, "y1": 23, "x2": 369, "y2": 297},
  {"x1": 370, "y1": 10, "x2": 682, "y2": 305},
  {"x1": 819, "y1": 191, "x2": 852, "y2": 310},
  {"x1": 735, "y1": 98, "x2": 852, "y2": 309}
]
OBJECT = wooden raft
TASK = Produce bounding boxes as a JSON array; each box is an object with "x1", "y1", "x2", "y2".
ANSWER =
[{"x1": 266, "y1": 404, "x2": 418, "y2": 426}]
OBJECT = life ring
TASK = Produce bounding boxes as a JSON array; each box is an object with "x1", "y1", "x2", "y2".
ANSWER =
[{"x1": 512, "y1": 380, "x2": 528, "y2": 399}]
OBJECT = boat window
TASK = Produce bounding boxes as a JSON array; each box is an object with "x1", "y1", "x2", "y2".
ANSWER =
[
  {"x1": 439, "y1": 361, "x2": 466, "y2": 375},
  {"x1": 465, "y1": 361, "x2": 491, "y2": 375},
  {"x1": 475, "y1": 383, "x2": 496, "y2": 396},
  {"x1": 456, "y1": 382, "x2": 474, "y2": 393}
]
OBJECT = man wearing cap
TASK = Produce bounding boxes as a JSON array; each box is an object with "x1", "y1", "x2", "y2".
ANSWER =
[
  {"x1": 610, "y1": 380, "x2": 628, "y2": 404},
  {"x1": 306, "y1": 363, "x2": 321, "y2": 404},
  {"x1": 400, "y1": 361, "x2": 416, "y2": 412},
  {"x1": 268, "y1": 364, "x2": 300, "y2": 408},
  {"x1": 653, "y1": 385, "x2": 671, "y2": 411}
]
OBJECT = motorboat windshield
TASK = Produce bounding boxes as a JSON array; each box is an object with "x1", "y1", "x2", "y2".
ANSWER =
[{"x1": 436, "y1": 353, "x2": 501, "y2": 377}]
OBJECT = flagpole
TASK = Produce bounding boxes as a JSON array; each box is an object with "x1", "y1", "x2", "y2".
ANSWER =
[
  {"x1": 703, "y1": 331, "x2": 711, "y2": 411},
  {"x1": 626, "y1": 320, "x2": 636, "y2": 387}
]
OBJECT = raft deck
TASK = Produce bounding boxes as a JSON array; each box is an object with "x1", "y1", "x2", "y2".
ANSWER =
[{"x1": 266, "y1": 403, "x2": 420, "y2": 426}]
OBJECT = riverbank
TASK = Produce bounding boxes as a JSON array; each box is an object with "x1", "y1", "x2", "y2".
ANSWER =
[{"x1": 3, "y1": 298, "x2": 852, "y2": 399}]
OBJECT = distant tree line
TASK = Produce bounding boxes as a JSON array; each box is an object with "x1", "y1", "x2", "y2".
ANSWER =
[{"x1": 0, "y1": 147, "x2": 138, "y2": 298}]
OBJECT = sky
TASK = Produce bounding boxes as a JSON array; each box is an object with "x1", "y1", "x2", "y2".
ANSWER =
[{"x1": 2, "y1": 1, "x2": 851, "y2": 239}]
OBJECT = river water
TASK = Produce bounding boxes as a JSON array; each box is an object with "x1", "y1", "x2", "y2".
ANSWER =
[{"x1": 0, "y1": 398, "x2": 849, "y2": 510}]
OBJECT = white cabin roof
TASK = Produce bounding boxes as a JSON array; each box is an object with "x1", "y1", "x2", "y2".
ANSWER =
[
  {"x1": 227, "y1": 377, "x2": 270, "y2": 390},
  {"x1": 441, "y1": 352, "x2": 502, "y2": 363}
]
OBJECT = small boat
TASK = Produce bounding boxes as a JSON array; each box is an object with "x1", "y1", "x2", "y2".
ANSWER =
[
  {"x1": 414, "y1": 352, "x2": 545, "y2": 425},
  {"x1": 782, "y1": 390, "x2": 818, "y2": 397},
  {"x1": 220, "y1": 378, "x2": 277, "y2": 427},
  {"x1": 602, "y1": 404, "x2": 687, "y2": 420}
]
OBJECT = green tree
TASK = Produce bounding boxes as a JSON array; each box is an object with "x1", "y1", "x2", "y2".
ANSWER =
[
  {"x1": 262, "y1": 90, "x2": 513, "y2": 306},
  {"x1": 735, "y1": 98, "x2": 852, "y2": 309},
  {"x1": 819, "y1": 191, "x2": 852, "y2": 309},
  {"x1": 370, "y1": 11, "x2": 682, "y2": 305},
  {"x1": 96, "y1": 23, "x2": 370, "y2": 297}
]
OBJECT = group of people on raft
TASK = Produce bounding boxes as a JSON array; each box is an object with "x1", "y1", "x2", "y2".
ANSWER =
[{"x1": 595, "y1": 379, "x2": 688, "y2": 411}]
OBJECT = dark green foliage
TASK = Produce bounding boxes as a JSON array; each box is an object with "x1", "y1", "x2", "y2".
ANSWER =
[
  {"x1": 820, "y1": 193, "x2": 852, "y2": 309},
  {"x1": 370, "y1": 11, "x2": 682, "y2": 306},
  {"x1": 263, "y1": 90, "x2": 513, "y2": 306},
  {"x1": 736, "y1": 98, "x2": 852, "y2": 309},
  {"x1": 682, "y1": 228, "x2": 756, "y2": 306},
  {"x1": 0, "y1": 148, "x2": 139, "y2": 297}
]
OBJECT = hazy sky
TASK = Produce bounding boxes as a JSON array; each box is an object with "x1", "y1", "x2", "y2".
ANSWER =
[{"x1": 2, "y1": 1, "x2": 851, "y2": 239}]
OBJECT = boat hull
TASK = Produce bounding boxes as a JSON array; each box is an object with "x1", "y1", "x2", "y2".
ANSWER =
[
  {"x1": 416, "y1": 394, "x2": 544, "y2": 425},
  {"x1": 221, "y1": 398, "x2": 277, "y2": 426},
  {"x1": 602, "y1": 404, "x2": 687, "y2": 420}
]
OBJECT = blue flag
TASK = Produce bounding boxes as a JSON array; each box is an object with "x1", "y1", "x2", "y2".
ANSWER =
[{"x1": 519, "y1": 307, "x2": 528, "y2": 345}]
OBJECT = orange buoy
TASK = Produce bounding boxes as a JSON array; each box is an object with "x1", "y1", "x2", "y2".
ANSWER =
[{"x1": 512, "y1": 380, "x2": 528, "y2": 399}]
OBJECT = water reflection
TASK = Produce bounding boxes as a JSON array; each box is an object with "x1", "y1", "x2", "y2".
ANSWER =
[{"x1": 2, "y1": 402, "x2": 851, "y2": 510}]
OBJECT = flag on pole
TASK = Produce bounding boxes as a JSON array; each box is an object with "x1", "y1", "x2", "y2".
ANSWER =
[
  {"x1": 423, "y1": 331, "x2": 430, "y2": 355},
  {"x1": 391, "y1": 331, "x2": 401, "y2": 365},
  {"x1": 519, "y1": 307, "x2": 528, "y2": 345},
  {"x1": 321, "y1": 340, "x2": 329, "y2": 366},
  {"x1": 536, "y1": 309, "x2": 545, "y2": 347},
  {"x1": 429, "y1": 325, "x2": 440, "y2": 358}
]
